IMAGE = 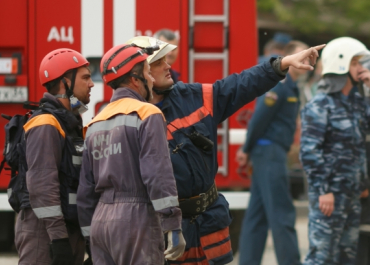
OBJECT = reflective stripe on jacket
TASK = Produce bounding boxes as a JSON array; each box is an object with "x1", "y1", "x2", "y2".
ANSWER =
[
  {"x1": 25, "y1": 93, "x2": 83, "y2": 240},
  {"x1": 77, "y1": 88, "x2": 182, "y2": 237},
  {"x1": 160, "y1": 60, "x2": 285, "y2": 264}
]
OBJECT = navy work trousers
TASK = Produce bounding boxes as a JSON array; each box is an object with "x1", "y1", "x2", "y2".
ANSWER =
[{"x1": 238, "y1": 143, "x2": 301, "y2": 265}]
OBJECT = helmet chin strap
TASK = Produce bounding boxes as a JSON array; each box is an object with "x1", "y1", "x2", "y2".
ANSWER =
[
  {"x1": 348, "y1": 72, "x2": 358, "y2": 87},
  {"x1": 56, "y1": 69, "x2": 88, "y2": 114},
  {"x1": 348, "y1": 72, "x2": 365, "y2": 96},
  {"x1": 130, "y1": 74, "x2": 151, "y2": 101}
]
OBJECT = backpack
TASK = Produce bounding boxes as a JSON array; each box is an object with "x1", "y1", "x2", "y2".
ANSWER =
[{"x1": 0, "y1": 102, "x2": 39, "y2": 212}]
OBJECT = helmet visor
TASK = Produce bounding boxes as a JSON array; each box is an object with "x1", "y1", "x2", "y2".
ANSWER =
[{"x1": 148, "y1": 43, "x2": 177, "y2": 64}]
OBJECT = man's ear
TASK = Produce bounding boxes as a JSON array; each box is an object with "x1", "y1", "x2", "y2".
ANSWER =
[
  {"x1": 58, "y1": 77, "x2": 69, "y2": 95},
  {"x1": 131, "y1": 75, "x2": 140, "y2": 87}
]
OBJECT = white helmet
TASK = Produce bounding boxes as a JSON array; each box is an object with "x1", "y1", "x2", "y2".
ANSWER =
[
  {"x1": 125, "y1": 36, "x2": 177, "y2": 64},
  {"x1": 321, "y1": 37, "x2": 370, "y2": 76}
]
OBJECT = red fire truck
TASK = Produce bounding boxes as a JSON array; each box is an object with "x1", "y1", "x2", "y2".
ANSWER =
[{"x1": 0, "y1": 0, "x2": 257, "y2": 251}]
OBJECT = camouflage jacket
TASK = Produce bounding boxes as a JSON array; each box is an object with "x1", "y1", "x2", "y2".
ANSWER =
[{"x1": 300, "y1": 89, "x2": 370, "y2": 196}]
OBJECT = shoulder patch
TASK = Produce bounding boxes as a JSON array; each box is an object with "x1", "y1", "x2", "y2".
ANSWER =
[
  {"x1": 24, "y1": 114, "x2": 65, "y2": 138},
  {"x1": 264, "y1": 92, "x2": 278, "y2": 107},
  {"x1": 84, "y1": 98, "x2": 165, "y2": 138}
]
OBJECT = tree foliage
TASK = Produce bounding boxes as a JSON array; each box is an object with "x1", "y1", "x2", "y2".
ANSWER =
[{"x1": 258, "y1": 0, "x2": 370, "y2": 35}]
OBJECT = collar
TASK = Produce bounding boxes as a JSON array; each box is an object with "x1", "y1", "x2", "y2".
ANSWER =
[
  {"x1": 153, "y1": 85, "x2": 174, "y2": 96},
  {"x1": 40, "y1": 93, "x2": 80, "y2": 133},
  {"x1": 282, "y1": 73, "x2": 296, "y2": 86},
  {"x1": 43, "y1": 92, "x2": 67, "y2": 109},
  {"x1": 154, "y1": 100, "x2": 164, "y2": 109},
  {"x1": 111, "y1": 87, "x2": 146, "y2": 103},
  {"x1": 282, "y1": 73, "x2": 299, "y2": 94}
]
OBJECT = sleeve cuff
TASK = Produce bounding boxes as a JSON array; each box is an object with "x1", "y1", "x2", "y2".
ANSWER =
[
  {"x1": 46, "y1": 224, "x2": 69, "y2": 241},
  {"x1": 270, "y1": 57, "x2": 288, "y2": 77},
  {"x1": 360, "y1": 179, "x2": 370, "y2": 191},
  {"x1": 160, "y1": 208, "x2": 182, "y2": 232},
  {"x1": 318, "y1": 183, "x2": 329, "y2": 195}
]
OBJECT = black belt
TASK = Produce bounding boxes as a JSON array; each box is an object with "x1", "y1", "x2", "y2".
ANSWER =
[{"x1": 179, "y1": 183, "x2": 218, "y2": 217}]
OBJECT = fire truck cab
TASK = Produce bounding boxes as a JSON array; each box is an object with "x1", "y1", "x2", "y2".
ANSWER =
[{"x1": 0, "y1": 0, "x2": 257, "y2": 251}]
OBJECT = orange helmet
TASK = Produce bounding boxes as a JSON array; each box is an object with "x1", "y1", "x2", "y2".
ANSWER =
[
  {"x1": 39, "y1": 48, "x2": 89, "y2": 86},
  {"x1": 100, "y1": 44, "x2": 159, "y2": 84}
]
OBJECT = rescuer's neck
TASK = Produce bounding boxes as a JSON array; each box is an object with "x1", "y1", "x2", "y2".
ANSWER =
[
  {"x1": 341, "y1": 77, "x2": 352, "y2": 96},
  {"x1": 150, "y1": 91, "x2": 164, "y2": 104},
  {"x1": 57, "y1": 97, "x2": 72, "y2": 111}
]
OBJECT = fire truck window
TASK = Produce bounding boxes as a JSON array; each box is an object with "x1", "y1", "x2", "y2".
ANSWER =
[{"x1": 87, "y1": 57, "x2": 102, "y2": 82}]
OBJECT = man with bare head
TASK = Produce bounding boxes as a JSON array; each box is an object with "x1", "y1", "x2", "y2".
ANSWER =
[
  {"x1": 236, "y1": 41, "x2": 310, "y2": 265},
  {"x1": 154, "y1": 29, "x2": 180, "y2": 83}
]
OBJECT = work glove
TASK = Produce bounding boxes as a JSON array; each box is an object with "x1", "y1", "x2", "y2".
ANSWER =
[
  {"x1": 164, "y1": 229, "x2": 186, "y2": 260},
  {"x1": 50, "y1": 238, "x2": 74, "y2": 265},
  {"x1": 83, "y1": 241, "x2": 93, "y2": 265}
]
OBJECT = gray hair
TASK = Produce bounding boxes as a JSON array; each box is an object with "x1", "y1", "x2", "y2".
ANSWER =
[{"x1": 154, "y1": 29, "x2": 177, "y2": 41}]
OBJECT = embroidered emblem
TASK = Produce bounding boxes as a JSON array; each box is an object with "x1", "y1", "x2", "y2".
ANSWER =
[{"x1": 264, "y1": 92, "x2": 278, "y2": 106}]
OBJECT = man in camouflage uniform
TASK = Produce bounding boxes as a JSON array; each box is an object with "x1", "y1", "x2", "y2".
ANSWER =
[
  {"x1": 300, "y1": 37, "x2": 370, "y2": 265},
  {"x1": 355, "y1": 60, "x2": 370, "y2": 265}
]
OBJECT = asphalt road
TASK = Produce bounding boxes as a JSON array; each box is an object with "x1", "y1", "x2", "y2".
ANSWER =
[{"x1": 0, "y1": 210, "x2": 310, "y2": 265}]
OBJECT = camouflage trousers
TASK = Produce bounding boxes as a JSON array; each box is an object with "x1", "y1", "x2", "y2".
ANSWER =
[{"x1": 304, "y1": 192, "x2": 361, "y2": 265}]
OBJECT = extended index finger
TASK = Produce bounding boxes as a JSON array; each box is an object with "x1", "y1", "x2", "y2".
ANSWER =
[
  {"x1": 306, "y1": 46, "x2": 323, "y2": 66},
  {"x1": 312, "y1": 44, "x2": 326, "y2": 51},
  {"x1": 300, "y1": 44, "x2": 325, "y2": 59},
  {"x1": 300, "y1": 47, "x2": 318, "y2": 57}
]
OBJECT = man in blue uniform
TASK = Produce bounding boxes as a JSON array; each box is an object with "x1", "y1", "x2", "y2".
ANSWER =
[
  {"x1": 126, "y1": 36, "x2": 323, "y2": 265},
  {"x1": 236, "y1": 41, "x2": 309, "y2": 265},
  {"x1": 300, "y1": 37, "x2": 370, "y2": 265}
]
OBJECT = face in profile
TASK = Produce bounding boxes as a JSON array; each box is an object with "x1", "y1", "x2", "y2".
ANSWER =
[
  {"x1": 72, "y1": 67, "x2": 94, "y2": 104},
  {"x1": 149, "y1": 57, "x2": 174, "y2": 90},
  {"x1": 349, "y1": 56, "x2": 366, "y2": 83}
]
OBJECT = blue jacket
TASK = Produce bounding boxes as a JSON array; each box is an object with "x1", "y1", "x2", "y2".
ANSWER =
[
  {"x1": 300, "y1": 89, "x2": 370, "y2": 196},
  {"x1": 243, "y1": 73, "x2": 300, "y2": 153},
  {"x1": 158, "y1": 59, "x2": 285, "y2": 264}
]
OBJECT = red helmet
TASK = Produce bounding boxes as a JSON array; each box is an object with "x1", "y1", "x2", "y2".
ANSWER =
[
  {"x1": 39, "y1": 48, "x2": 89, "y2": 86},
  {"x1": 100, "y1": 44, "x2": 150, "y2": 84}
]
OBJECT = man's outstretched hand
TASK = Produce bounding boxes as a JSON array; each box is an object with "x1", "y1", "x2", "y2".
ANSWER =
[{"x1": 281, "y1": 44, "x2": 326, "y2": 71}]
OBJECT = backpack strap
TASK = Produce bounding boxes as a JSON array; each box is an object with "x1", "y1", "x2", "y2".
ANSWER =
[{"x1": 0, "y1": 158, "x2": 5, "y2": 174}]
